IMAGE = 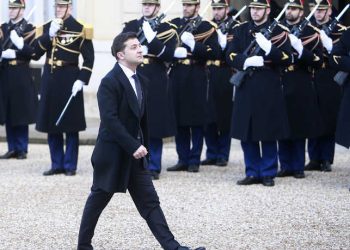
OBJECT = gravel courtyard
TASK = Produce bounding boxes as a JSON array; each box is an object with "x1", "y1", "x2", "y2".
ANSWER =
[{"x1": 0, "y1": 141, "x2": 349, "y2": 250}]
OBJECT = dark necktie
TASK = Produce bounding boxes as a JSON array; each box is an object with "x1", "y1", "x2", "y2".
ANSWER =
[{"x1": 132, "y1": 74, "x2": 142, "y2": 109}]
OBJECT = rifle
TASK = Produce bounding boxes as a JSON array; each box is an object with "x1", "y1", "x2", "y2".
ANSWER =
[
  {"x1": 333, "y1": 51, "x2": 350, "y2": 86},
  {"x1": 290, "y1": 1, "x2": 320, "y2": 38},
  {"x1": 2, "y1": 6, "x2": 37, "y2": 50},
  {"x1": 219, "y1": 5, "x2": 247, "y2": 34},
  {"x1": 229, "y1": 3, "x2": 289, "y2": 87},
  {"x1": 136, "y1": 0, "x2": 175, "y2": 44},
  {"x1": 322, "y1": 4, "x2": 350, "y2": 36}
]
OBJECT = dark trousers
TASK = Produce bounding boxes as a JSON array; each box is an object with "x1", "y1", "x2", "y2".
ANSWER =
[
  {"x1": 241, "y1": 141, "x2": 278, "y2": 178},
  {"x1": 204, "y1": 123, "x2": 231, "y2": 161},
  {"x1": 5, "y1": 124, "x2": 28, "y2": 153},
  {"x1": 308, "y1": 136, "x2": 335, "y2": 164},
  {"x1": 149, "y1": 137, "x2": 163, "y2": 173},
  {"x1": 78, "y1": 163, "x2": 180, "y2": 250},
  {"x1": 278, "y1": 139, "x2": 305, "y2": 173},
  {"x1": 175, "y1": 126, "x2": 203, "y2": 166},
  {"x1": 48, "y1": 132, "x2": 79, "y2": 171}
]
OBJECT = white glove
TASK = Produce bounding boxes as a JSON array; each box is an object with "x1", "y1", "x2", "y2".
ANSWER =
[
  {"x1": 173, "y1": 47, "x2": 187, "y2": 58},
  {"x1": 288, "y1": 34, "x2": 303, "y2": 57},
  {"x1": 181, "y1": 31, "x2": 195, "y2": 52},
  {"x1": 10, "y1": 30, "x2": 24, "y2": 50},
  {"x1": 1, "y1": 49, "x2": 16, "y2": 59},
  {"x1": 217, "y1": 29, "x2": 227, "y2": 50},
  {"x1": 319, "y1": 30, "x2": 333, "y2": 54},
  {"x1": 255, "y1": 32, "x2": 272, "y2": 55},
  {"x1": 243, "y1": 55, "x2": 264, "y2": 70},
  {"x1": 49, "y1": 19, "x2": 62, "y2": 37},
  {"x1": 72, "y1": 80, "x2": 84, "y2": 97},
  {"x1": 142, "y1": 21, "x2": 157, "y2": 43},
  {"x1": 141, "y1": 45, "x2": 148, "y2": 56}
]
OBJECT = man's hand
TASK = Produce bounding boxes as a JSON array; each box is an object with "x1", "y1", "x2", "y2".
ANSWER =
[
  {"x1": 133, "y1": 145, "x2": 148, "y2": 159},
  {"x1": 255, "y1": 32, "x2": 272, "y2": 55},
  {"x1": 243, "y1": 55, "x2": 264, "y2": 70},
  {"x1": 1, "y1": 49, "x2": 16, "y2": 59},
  {"x1": 141, "y1": 45, "x2": 148, "y2": 56},
  {"x1": 72, "y1": 80, "x2": 84, "y2": 96},
  {"x1": 49, "y1": 18, "x2": 62, "y2": 38},
  {"x1": 173, "y1": 47, "x2": 187, "y2": 58},
  {"x1": 10, "y1": 30, "x2": 24, "y2": 50},
  {"x1": 142, "y1": 21, "x2": 157, "y2": 43},
  {"x1": 319, "y1": 30, "x2": 333, "y2": 54},
  {"x1": 217, "y1": 29, "x2": 227, "y2": 50},
  {"x1": 289, "y1": 34, "x2": 304, "y2": 57},
  {"x1": 181, "y1": 31, "x2": 195, "y2": 52}
]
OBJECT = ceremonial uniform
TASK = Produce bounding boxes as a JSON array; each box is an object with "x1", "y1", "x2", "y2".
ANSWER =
[
  {"x1": 307, "y1": 0, "x2": 347, "y2": 171},
  {"x1": 0, "y1": 0, "x2": 38, "y2": 159},
  {"x1": 226, "y1": 0, "x2": 291, "y2": 186},
  {"x1": 32, "y1": 0, "x2": 94, "y2": 175},
  {"x1": 202, "y1": 0, "x2": 237, "y2": 167},
  {"x1": 0, "y1": 39, "x2": 5, "y2": 125},
  {"x1": 278, "y1": 0, "x2": 324, "y2": 178},
  {"x1": 167, "y1": 0, "x2": 220, "y2": 172},
  {"x1": 331, "y1": 29, "x2": 350, "y2": 148},
  {"x1": 122, "y1": 1, "x2": 177, "y2": 178}
]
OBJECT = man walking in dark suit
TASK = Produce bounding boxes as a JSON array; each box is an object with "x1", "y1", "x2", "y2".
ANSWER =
[{"x1": 77, "y1": 32, "x2": 205, "y2": 250}]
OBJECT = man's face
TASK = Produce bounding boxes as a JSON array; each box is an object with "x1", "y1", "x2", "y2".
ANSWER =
[
  {"x1": 183, "y1": 4, "x2": 198, "y2": 18},
  {"x1": 212, "y1": 7, "x2": 227, "y2": 22},
  {"x1": 314, "y1": 8, "x2": 331, "y2": 24},
  {"x1": 55, "y1": 4, "x2": 71, "y2": 19},
  {"x1": 119, "y1": 38, "x2": 143, "y2": 66},
  {"x1": 250, "y1": 7, "x2": 269, "y2": 24},
  {"x1": 285, "y1": 7, "x2": 303, "y2": 23},
  {"x1": 9, "y1": 7, "x2": 24, "y2": 20},
  {"x1": 142, "y1": 3, "x2": 159, "y2": 18}
]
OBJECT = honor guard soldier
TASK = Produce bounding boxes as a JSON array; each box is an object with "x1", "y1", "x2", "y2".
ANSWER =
[
  {"x1": 32, "y1": 0, "x2": 94, "y2": 176},
  {"x1": 226, "y1": 0, "x2": 292, "y2": 186},
  {"x1": 277, "y1": 0, "x2": 324, "y2": 179},
  {"x1": 0, "y1": 0, "x2": 38, "y2": 160},
  {"x1": 166, "y1": 0, "x2": 220, "y2": 173},
  {"x1": 201, "y1": 0, "x2": 237, "y2": 167},
  {"x1": 122, "y1": 0, "x2": 177, "y2": 180},
  {"x1": 306, "y1": 0, "x2": 347, "y2": 172}
]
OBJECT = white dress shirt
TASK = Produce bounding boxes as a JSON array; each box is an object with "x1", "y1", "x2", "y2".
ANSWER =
[{"x1": 118, "y1": 62, "x2": 139, "y2": 99}]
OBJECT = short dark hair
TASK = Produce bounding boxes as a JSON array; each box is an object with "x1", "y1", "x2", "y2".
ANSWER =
[{"x1": 111, "y1": 32, "x2": 138, "y2": 59}]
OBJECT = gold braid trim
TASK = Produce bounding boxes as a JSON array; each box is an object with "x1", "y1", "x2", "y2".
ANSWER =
[
  {"x1": 56, "y1": 43, "x2": 80, "y2": 54},
  {"x1": 271, "y1": 31, "x2": 289, "y2": 48},
  {"x1": 194, "y1": 27, "x2": 215, "y2": 42},
  {"x1": 302, "y1": 33, "x2": 320, "y2": 51},
  {"x1": 157, "y1": 29, "x2": 176, "y2": 44},
  {"x1": 0, "y1": 28, "x2": 3, "y2": 40}
]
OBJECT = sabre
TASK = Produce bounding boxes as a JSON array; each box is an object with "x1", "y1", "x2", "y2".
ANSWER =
[
  {"x1": 232, "y1": 5, "x2": 247, "y2": 21},
  {"x1": 55, "y1": 94, "x2": 75, "y2": 126},
  {"x1": 163, "y1": 0, "x2": 176, "y2": 15}
]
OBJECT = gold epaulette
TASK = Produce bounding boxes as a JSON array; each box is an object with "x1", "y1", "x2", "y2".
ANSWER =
[
  {"x1": 157, "y1": 29, "x2": 176, "y2": 43},
  {"x1": 207, "y1": 20, "x2": 218, "y2": 29},
  {"x1": 35, "y1": 25, "x2": 44, "y2": 39},
  {"x1": 308, "y1": 23, "x2": 321, "y2": 33},
  {"x1": 278, "y1": 23, "x2": 290, "y2": 32},
  {"x1": 83, "y1": 25, "x2": 94, "y2": 40},
  {"x1": 165, "y1": 21, "x2": 177, "y2": 29},
  {"x1": 194, "y1": 27, "x2": 215, "y2": 42},
  {"x1": 234, "y1": 21, "x2": 247, "y2": 28}
]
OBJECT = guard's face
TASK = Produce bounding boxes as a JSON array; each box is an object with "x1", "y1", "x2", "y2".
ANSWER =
[
  {"x1": 285, "y1": 7, "x2": 303, "y2": 23},
  {"x1": 118, "y1": 38, "x2": 143, "y2": 65},
  {"x1": 250, "y1": 7, "x2": 269, "y2": 24},
  {"x1": 212, "y1": 7, "x2": 227, "y2": 22},
  {"x1": 314, "y1": 8, "x2": 331, "y2": 23},
  {"x1": 142, "y1": 3, "x2": 160, "y2": 18},
  {"x1": 8, "y1": 7, "x2": 24, "y2": 20},
  {"x1": 55, "y1": 4, "x2": 72, "y2": 19},
  {"x1": 183, "y1": 4, "x2": 198, "y2": 18}
]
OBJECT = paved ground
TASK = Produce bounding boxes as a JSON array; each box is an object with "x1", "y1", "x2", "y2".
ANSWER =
[{"x1": 0, "y1": 140, "x2": 349, "y2": 250}]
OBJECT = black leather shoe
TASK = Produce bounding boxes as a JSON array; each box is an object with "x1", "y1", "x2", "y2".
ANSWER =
[
  {"x1": 0, "y1": 151, "x2": 17, "y2": 159},
  {"x1": 188, "y1": 165, "x2": 200, "y2": 172},
  {"x1": 150, "y1": 170, "x2": 160, "y2": 180},
  {"x1": 321, "y1": 161, "x2": 332, "y2": 172},
  {"x1": 177, "y1": 246, "x2": 206, "y2": 250},
  {"x1": 276, "y1": 170, "x2": 294, "y2": 177},
  {"x1": 167, "y1": 163, "x2": 188, "y2": 171},
  {"x1": 262, "y1": 177, "x2": 275, "y2": 187},
  {"x1": 43, "y1": 169, "x2": 65, "y2": 176},
  {"x1": 16, "y1": 152, "x2": 27, "y2": 160},
  {"x1": 65, "y1": 170, "x2": 76, "y2": 176},
  {"x1": 293, "y1": 172, "x2": 305, "y2": 179},
  {"x1": 200, "y1": 158, "x2": 216, "y2": 165},
  {"x1": 216, "y1": 158, "x2": 228, "y2": 167},
  {"x1": 237, "y1": 176, "x2": 260, "y2": 185},
  {"x1": 305, "y1": 160, "x2": 321, "y2": 171}
]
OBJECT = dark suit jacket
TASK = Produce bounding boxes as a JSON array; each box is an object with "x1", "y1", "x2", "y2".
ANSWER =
[{"x1": 91, "y1": 62, "x2": 149, "y2": 193}]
